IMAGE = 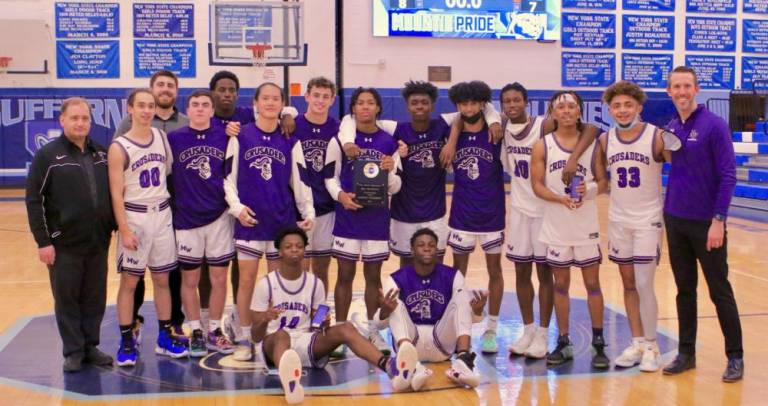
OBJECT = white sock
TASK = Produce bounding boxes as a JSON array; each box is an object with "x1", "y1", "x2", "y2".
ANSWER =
[
  {"x1": 239, "y1": 325, "x2": 252, "y2": 343},
  {"x1": 486, "y1": 316, "x2": 499, "y2": 332},
  {"x1": 200, "y1": 308, "x2": 209, "y2": 326},
  {"x1": 632, "y1": 337, "x2": 644, "y2": 347},
  {"x1": 367, "y1": 319, "x2": 377, "y2": 337},
  {"x1": 209, "y1": 319, "x2": 221, "y2": 332},
  {"x1": 523, "y1": 323, "x2": 535, "y2": 334},
  {"x1": 190, "y1": 320, "x2": 202, "y2": 331}
]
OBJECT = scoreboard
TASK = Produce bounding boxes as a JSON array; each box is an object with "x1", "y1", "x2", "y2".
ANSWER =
[{"x1": 373, "y1": 0, "x2": 561, "y2": 41}]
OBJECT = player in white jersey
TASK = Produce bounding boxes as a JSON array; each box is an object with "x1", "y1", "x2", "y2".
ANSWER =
[
  {"x1": 108, "y1": 89, "x2": 188, "y2": 366},
  {"x1": 530, "y1": 91, "x2": 610, "y2": 369},
  {"x1": 601, "y1": 81, "x2": 675, "y2": 372},
  {"x1": 250, "y1": 228, "x2": 421, "y2": 404}
]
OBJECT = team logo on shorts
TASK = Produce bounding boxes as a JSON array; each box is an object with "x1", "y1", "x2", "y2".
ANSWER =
[
  {"x1": 304, "y1": 148, "x2": 325, "y2": 172},
  {"x1": 363, "y1": 162, "x2": 380, "y2": 178},
  {"x1": 458, "y1": 157, "x2": 480, "y2": 180},
  {"x1": 250, "y1": 156, "x2": 273, "y2": 180},
  {"x1": 186, "y1": 156, "x2": 212, "y2": 179},
  {"x1": 409, "y1": 149, "x2": 435, "y2": 168}
]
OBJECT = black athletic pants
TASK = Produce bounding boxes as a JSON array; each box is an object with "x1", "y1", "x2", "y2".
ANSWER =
[
  {"x1": 664, "y1": 214, "x2": 743, "y2": 359},
  {"x1": 48, "y1": 246, "x2": 108, "y2": 358}
]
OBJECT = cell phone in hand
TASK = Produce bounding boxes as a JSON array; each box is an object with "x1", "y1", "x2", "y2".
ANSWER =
[{"x1": 311, "y1": 304, "x2": 330, "y2": 330}]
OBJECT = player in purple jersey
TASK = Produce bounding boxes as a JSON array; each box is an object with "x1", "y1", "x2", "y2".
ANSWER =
[
  {"x1": 224, "y1": 83, "x2": 315, "y2": 361},
  {"x1": 293, "y1": 77, "x2": 340, "y2": 293},
  {"x1": 530, "y1": 91, "x2": 610, "y2": 369},
  {"x1": 324, "y1": 87, "x2": 402, "y2": 354},
  {"x1": 377, "y1": 229, "x2": 487, "y2": 390},
  {"x1": 167, "y1": 91, "x2": 236, "y2": 356},
  {"x1": 250, "y1": 227, "x2": 421, "y2": 404},
  {"x1": 444, "y1": 81, "x2": 506, "y2": 354},
  {"x1": 202, "y1": 71, "x2": 297, "y2": 339},
  {"x1": 108, "y1": 89, "x2": 188, "y2": 366}
]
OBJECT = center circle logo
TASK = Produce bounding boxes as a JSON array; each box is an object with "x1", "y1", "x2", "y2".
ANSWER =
[{"x1": 363, "y1": 162, "x2": 379, "y2": 178}]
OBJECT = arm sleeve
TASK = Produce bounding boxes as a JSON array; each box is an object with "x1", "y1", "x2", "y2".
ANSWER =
[
  {"x1": 500, "y1": 137, "x2": 511, "y2": 175},
  {"x1": 338, "y1": 114, "x2": 356, "y2": 145},
  {"x1": 482, "y1": 102, "x2": 501, "y2": 124},
  {"x1": 323, "y1": 139, "x2": 343, "y2": 201},
  {"x1": 387, "y1": 152, "x2": 403, "y2": 194},
  {"x1": 712, "y1": 119, "x2": 737, "y2": 217},
  {"x1": 223, "y1": 137, "x2": 245, "y2": 217},
  {"x1": 378, "y1": 120, "x2": 397, "y2": 135},
  {"x1": 290, "y1": 141, "x2": 316, "y2": 221},
  {"x1": 281, "y1": 106, "x2": 299, "y2": 118},
  {"x1": 250, "y1": 278, "x2": 271, "y2": 312},
  {"x1": 25, "y1": 150, "x2": 52, "y2": 247}
]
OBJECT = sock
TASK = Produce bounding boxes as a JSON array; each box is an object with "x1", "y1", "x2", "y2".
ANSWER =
[
  {"x1": 377, "y1": 355, "x2": 390, "y2": 373},
  {"x1": 558, "y1": 333, "x2": 570, "y2": 344},
  {"x1": 456, "y1": 350, "x2": 475, "y2": 369},
  {"x1": 120, "y1": 324, "x2": 133, "y2": 342},
  {"x1": 200, "y1": 308, "x2": 209, "y2": 328},
  {"x1": 367, "y1": 319, "x2": 377, "y2": 337},
  {"x1": 486, "y1": 315, "x2": 499, "y2": 332},
  {"x1": 632, "y1": 337, "x2": 644, "y2": 347},
  {"x1": 190, "y1": 320, "x2": 202, "y2": 331},
  {"x1": 239, "y1": 325, "x2": 252, "y2": 343},
  {"x1": 159, "y1": 319, "x2": 172, "y2": 334},
  {"x1": 634, "y1": 262, "x2": 659, "y2": 341},
  {"x1": 209, "y1": 319, "x2": 221, "y2": 332},
  {"x1": 592, "y1": 328, "x2": 603, "y2": 339},
  {"x1": 523, "y1": 323, "x2": 535, "y2": 334}
]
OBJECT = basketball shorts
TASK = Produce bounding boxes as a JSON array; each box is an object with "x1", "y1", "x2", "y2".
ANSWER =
[
  {"x1": 447, "y1": 229, "x2": 504, "y2": 254},
  {"x1": 505, "y1": 209, "x2": 547, "y2": 264},
  {"x1": 608, "y1": 222, "x2": 662, "y2": 265},
  {"x1": 389, "y1": 217, "x2": 448, "y2": 257},
  {"x1": 546, "y1": 243, "x2": 602, "y2": 268},
  {"x1": 117, "y1": 199, "x2": 178, "y2": 276},
  {"x1": 235, "y1": 239, "x2": 280, "y2": 261},
  {"x1": 263, "y1": 330, "x2": 329, "y2": 369},
  {"x1": 176, "y1": 212, "x2": 235, "y2": 269},
  {"x1": 306, "y1": 212, "x2": 334, "y2": 257},
  {"x1": 331, "y1": 236, "x2": 389, "y2": 263}
]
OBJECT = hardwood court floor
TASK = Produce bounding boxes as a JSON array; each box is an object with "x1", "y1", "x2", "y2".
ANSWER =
[{"x1": 0, "y1": 188, "x2": 765, "y2": 405}]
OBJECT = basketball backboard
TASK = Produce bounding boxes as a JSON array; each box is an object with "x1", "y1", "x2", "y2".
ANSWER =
[
  {"x1": 0, "y1": 19, "x2": 51, "y2": 75},
  {"x1": 209, "y1": 0, "x2": 307, "y2": 67}
]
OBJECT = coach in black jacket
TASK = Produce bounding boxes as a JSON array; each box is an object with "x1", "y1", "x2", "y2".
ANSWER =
[{"x1": 25, "y1": 97, "x2": 116, "y2": 372}]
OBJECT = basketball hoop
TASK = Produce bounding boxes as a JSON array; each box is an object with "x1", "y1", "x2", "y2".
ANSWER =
[
  {"x1": 0, "y1": 57, "x2": 12, "y2": 74},
  {"x1": 245, "y1": 44, "x2": 272, "y2": 69}
]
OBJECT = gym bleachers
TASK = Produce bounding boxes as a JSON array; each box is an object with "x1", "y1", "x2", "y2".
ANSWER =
[{"x1": 662, "y1": 121, "x2": 768, "y2": 212}]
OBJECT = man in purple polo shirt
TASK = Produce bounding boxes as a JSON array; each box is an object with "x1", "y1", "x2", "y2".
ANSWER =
[{"x1": 662, "y1": 66, "x2": 743, "y2": 382}]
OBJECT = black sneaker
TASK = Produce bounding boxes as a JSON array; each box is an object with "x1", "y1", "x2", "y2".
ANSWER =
[
  {"x1": 546, "y1": 336, "x2": 574, "y2": 365},
  {"x1": 189, "y1": 329, "x2": 208, "y2": 358},
  {"x1": 591, "y1": 336, "x2": 610, "y2": 369},
  {"x1": 662, "y1": 354, "x2": 696, "y2": 375},
  {"x1": 722, "y1": 358, "x2": 744, "y2": 383}
]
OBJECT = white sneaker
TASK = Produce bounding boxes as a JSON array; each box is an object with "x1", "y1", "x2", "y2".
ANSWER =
[
  {"x1": 411, "y1": 362, "x2": 432, "y2": 391},
  {"x1": 446, "y1": 357, "x2": 480, "y2": 388},
  {"x1": 524, "y1": 327, "x2": 549, "y2": 359},
  {"x1": 614, "y1": 342, "x2": 643, "y2": 368},
  {"x1": 233, "y1": 342, "x2": 252, "y2": 361},
  {"x1": 279, "y1": 349, "x2": 304, "y2": 404},
  {"x1": 639, "y1": 342, "x2": 661, "y2": 372},
  {"x1": 509, "y1": 324, "x2": 536, "y2": 355},
  {"x1": 388, "y1": 341, "x2": 418, "y2": 392}
]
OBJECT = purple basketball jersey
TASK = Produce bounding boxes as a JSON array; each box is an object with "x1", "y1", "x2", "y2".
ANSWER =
[
  {"x1": 294, "y1": 115, "x2": 339, "y2": 216},
  {"x1": 212, "y1": 106, "x2": 255, "y2": 128},
  {"x1": 391, "y1": 263, "x2": 457, "y2": 325}
]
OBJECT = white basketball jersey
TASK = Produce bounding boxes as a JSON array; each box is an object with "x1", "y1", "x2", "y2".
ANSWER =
[
  {"x1": 264, "y1": 271, "x2": 322, "y2": 336},
  {"x1": 606, "y1": 124, "x2": 663, "y2": 229},
  {"x1": 113, "y1": 127, "x2": 170, "y2": 205},
  {"x1": 504, "y1": 116, "x2": 545, "y2": 218},
  {"x1": 538, "y1": 133, "x2": 601, "y2": 247}
]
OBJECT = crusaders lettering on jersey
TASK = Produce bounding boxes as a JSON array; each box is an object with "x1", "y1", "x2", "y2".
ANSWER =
[
  {"x1": 405, "y1": 289, "x2": 446, "y2": 306},
  {"x1": 549, "y1": 160, "x2": 587, "y2": 176},
  {"x1": 179, "y1": 146, "x2": 225, "y2": 180},
  {"x1": 608, "y1": 151, "x2": 651, "y2": 166},
  {"x1": 358, "y1": 148, "x2": 384, "y2": 160},
  {"x1": 273, "y1": 301, "x2": 310, "y2": 315},
  {"x1": 506, "y1": 145, "x2": 533, "y2": 155},
  {"x1": 130, "y1": 153, "x2": 165, "y2": 172}
]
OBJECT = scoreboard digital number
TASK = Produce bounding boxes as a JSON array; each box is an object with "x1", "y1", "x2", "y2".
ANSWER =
[{"x1": 374, "y1": 0, "x2": 560, "y2": 41}]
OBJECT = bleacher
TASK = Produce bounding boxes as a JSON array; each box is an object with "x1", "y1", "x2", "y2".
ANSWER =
[{"x1": 662, "y1": 121, "x2": 768, "y2": 214}]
